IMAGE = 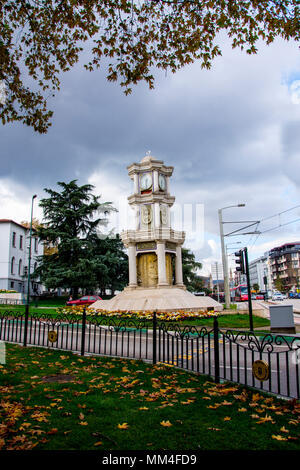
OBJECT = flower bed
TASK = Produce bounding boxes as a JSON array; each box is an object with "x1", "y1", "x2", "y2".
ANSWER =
[{"x1": 56, "y1": 305, "x2": 217, "y2": 321}]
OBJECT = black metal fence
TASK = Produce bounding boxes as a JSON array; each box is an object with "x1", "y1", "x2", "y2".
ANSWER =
[{"x1": 0, "y1": 309, "x2": 300, "y2": 400}]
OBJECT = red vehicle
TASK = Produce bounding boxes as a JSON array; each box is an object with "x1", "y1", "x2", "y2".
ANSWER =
[
  {"x1": 231, "y1": 285, "x2": 248, "y2": 302},
  {"x1": 66, "y1": 295, "x2": 102, "y2": 306}
]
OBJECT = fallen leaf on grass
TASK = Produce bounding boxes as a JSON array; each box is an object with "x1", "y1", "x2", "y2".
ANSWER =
[
  {"x1": 288, "y1": 420, "x2": 299, "y2": 426},
  {"x1": 117, "y1": 423, "x2": 129, "y2": 430},
  {"x1": 207, "y1": 427, "x2": 221, "y2": 431},
  {"x1": 256, "y1": 414, "x2": 275, "y2": 425},
  {"x1": 238, "y1": 408, "x2": 247, "y2": 413},
  {"x1": 160, "y1": 420, "x2": 172, "y2": 427},
  {"x1": 280, "y1": 427, "x2": 289, "y2": 433},
  {"x1": 139, "y1": 407, "x2": 149, "y2": 411},
  {"x1": 272, "y1": 435, "x2": 288, "y2": 441},
  {"x1": 94, "y1": 441, "x2": 103, "y2": 446},
  {"x1": 78, "y1": 422, "x2": 88, "y2": 426},
  {"x1": 223, "y1": 417, "x2": 231, "y2": 421},
  {"x1": 47, "y1": 428, "x2": 58, "y2": 435}
]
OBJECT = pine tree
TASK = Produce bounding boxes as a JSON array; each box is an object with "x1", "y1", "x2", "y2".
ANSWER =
[{"x1": 36, "y1": 180, "x2": 115, "y2": 297}]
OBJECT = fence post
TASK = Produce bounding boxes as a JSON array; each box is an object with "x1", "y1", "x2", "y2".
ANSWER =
[
  {"x1": 153, "y1": 311, "x2": 157, "y2": 364},
  {"x1": 213, "y1": 316, "x2": 220, "y2": 384},
  {"x1": 23, "y1": 304, "x2": 29, "y2": 347},
  {"x1": 81, "y1": 307, "x2": 87, "y2": 356}
]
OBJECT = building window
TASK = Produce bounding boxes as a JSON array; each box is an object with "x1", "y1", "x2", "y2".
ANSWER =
[
  {"x1": 10, "y1": 282, "x2": 14, "y2": 289},
  {"x1": 11, "y1": 257, "x2": 15, "y2": 274},
  {"x1": 12, "y1": 232, "x2": 16, "y2": 247},
  {"x1": 19, "y1": 235, "x2": 23, "y2": 249},
  {"x1": 34, "y1": 237, "x2": 38, "y2": 252},
  {"x1": 18, "y1": 259, "x2": 22, "y2": 276}
]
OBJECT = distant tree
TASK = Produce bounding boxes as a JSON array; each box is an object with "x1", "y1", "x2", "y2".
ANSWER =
[
  {"x1": 181, "y1": 248, "x2": 203, "y2": 292},
  {"x1": 35, "y1": 180, "x2": 115, "y2": 298},
  {"x1": 253, "y1": 283, "x2": 260, "y2": 292},
  {"x1": 20, "y1": 218, "x2": 42, "y2": 231},
  {"x1": 1, "y1": 1, "x2": 300, "y2": 132},
  {"x1": 274, "y1": 277, "x2": 285, "y2": 293},
  {"x1": 91, "y1": 234, "x2": 128, "y2": 297}
]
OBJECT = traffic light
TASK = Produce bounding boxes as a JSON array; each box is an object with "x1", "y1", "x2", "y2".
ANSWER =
[{"x1": 235, "y1": 249, "x2": 245, "y2": 274}]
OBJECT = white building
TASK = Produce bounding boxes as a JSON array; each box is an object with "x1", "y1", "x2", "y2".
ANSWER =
[
  {"x1": 0, "y1": 219, "x2": 44, "y2": 295},
  {"x1": 249, "y1": 253, "x2": 272, "y2": 292}
]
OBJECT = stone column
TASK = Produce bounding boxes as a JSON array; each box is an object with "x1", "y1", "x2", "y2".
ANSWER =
[
  {"x1": 175, "y1": 245, "x2": 184, "y2": 286},
  {"x1": 153, "y1": 170, "x2": 159, "y2": 192},
  {"x1": 133, "y1": 174, "x2": 139, "y2": 194},
  {"x1": 154, "y1": 202, "x2": 160, "y2": 228},
  {"x1": 128, "y1": 243, "x2": 137, "y2": 287},
  {"x1": 157, "y1": 241, "x2": 168, "y2": 286}
]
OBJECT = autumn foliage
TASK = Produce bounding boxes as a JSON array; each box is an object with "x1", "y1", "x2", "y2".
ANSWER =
[{"x1": 1, "y1": 1, "x2": 300, "y2": 132}]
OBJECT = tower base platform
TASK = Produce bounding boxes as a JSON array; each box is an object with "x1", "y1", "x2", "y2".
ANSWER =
[{"x1": 90, "y1": 286, "x2": 223, "y2": 312}]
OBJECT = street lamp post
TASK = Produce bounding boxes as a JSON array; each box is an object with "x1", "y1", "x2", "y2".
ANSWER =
[
  {"x1": 23, "y1": 194, "x2": 37, "y2": 347},
  {"x1": 218, "y1": 204, "x2": 245, "y2": 309}
]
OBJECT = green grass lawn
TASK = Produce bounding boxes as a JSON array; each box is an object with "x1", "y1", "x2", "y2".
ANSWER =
[
  {"x1": 0, "y1": 343, "x2": 299, "y2": 451},
  {"x1": 0, "y1": 305, "x2": 271, "y2": 331}
]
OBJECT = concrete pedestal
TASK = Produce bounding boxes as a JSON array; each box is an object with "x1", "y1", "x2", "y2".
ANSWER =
[{"x1": 91, "y1": 286, "x2": 223, "y2": 312}]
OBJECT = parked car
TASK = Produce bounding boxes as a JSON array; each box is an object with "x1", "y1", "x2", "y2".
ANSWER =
[
  {"x1": 66, "y1": 295, "x2": 102, "y2": 306},
  {"x1": 252, "y1": 293, "x2": 264, "y2": 300},
  {"x1": 271, "y1": 292, "x2": 285, "y2": 301}
]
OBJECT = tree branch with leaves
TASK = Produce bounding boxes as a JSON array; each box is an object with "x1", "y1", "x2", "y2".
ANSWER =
[{"x1": 1, "y1": 1, "x2": 299, "y2": 132}]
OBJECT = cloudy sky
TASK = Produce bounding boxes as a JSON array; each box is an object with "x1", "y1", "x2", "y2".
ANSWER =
[{"x1": 1, "y1": 34, "x2": 300, "y2": 276}]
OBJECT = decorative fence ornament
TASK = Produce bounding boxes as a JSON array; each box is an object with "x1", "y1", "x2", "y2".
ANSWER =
[
  {"x1": 252, "y1": 359, "x2": 269, "y2": 382},
  {"x1": 48, "y1": 330, "x2": 58, "y2": 343}
]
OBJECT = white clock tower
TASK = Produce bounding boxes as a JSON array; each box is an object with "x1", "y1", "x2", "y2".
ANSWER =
[
  {"x1": 92, "y1": 154, "x2": 222, "y2": 313},
  {"x1": 121, "y1": 153, "x2": 185, "y2": 289}
]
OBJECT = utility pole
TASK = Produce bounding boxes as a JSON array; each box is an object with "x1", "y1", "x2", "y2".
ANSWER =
[
  {"x1": 218, "y1": 204, "x2": 245, "y2": 309},
  {"x1": 23, "y1": 194, "x2": 37, "y2": 347}
]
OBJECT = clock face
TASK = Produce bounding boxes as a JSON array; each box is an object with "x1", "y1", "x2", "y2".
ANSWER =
[
  {"x1": 140, "y1": 172, "x2": 152, "y2": 191},
  {"x1": 158, "y1": 174, "x2": 166, "y2": 191}
]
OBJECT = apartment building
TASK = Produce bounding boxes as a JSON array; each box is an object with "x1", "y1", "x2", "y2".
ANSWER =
[
  {"x1": 269, "y1": 242, "x2": 300, "y2": 291},
  {"x1": 0, "y1": 219, "x2": 43, "y2": 295}
]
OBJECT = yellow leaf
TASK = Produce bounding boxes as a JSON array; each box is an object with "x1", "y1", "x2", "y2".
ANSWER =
[
  {"x1": 223, "y1": 417, "x2": 231, "y2": 421},
  {"x1": 251, "y1": 393, "x2": 262, "y2": 402},
  {"x1": 94, "y1": 441, "x2": 103, "y2": 446},
  {"x1": 256, "y1": 414, "x2": 275, "y2": 425},
  {"x1": 280, "y1": 427, "x2": 289, "y2": 434},
  {"x1": 79, "y1": 422, "x2": 88, "y2": 426},
  {"x1": 139, "y1": 407, "x2": 149, "y2": 411},
  {"x1": 238, "y1": 408, "x2": 247, "y2": 412},
  {"x1": 272, "y1": 435, "x2": 287, "y2": 441},
  {"x1": 118, "y1": 423, "x2": 129, "y2": 429},
  {"x1": 160, "y1": 420, "x2": 172, "y2": 427}
]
